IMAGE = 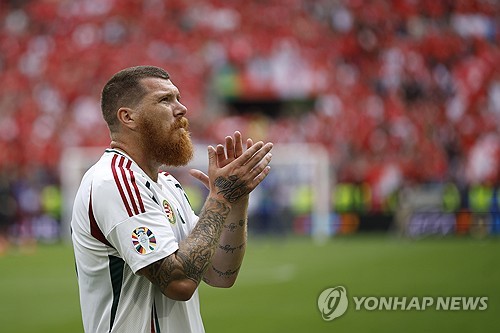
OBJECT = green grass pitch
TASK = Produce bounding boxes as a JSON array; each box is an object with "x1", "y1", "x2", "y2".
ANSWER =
[{"x1": 0, "y1": 235, "x2": 498, "y2": 332}]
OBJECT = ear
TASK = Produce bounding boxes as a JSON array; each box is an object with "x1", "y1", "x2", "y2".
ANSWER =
[{"x1": 116, "y1": 107, "x2": 137, "y2": 130}]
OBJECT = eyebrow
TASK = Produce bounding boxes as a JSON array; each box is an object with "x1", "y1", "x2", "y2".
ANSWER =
[{"x1": 156, "y1": 90, "x2": 180, "y2": 100}]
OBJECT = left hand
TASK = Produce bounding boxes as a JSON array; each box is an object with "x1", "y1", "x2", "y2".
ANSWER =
[{"x1": 189, "y1": 131, "x2": 253, "y2": 189}]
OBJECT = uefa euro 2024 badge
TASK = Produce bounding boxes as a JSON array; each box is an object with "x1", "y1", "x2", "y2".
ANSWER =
[{"x1": 132, "y1": 227, "x2": 157, "y2": 255}]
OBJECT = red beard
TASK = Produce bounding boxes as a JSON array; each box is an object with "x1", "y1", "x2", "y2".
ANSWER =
[{"x1": 139, "y1": 116, "x2": 194, "y2": 167}]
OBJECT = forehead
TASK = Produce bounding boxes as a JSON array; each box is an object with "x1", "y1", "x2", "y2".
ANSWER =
[{"x1": 139, "y1": 77, "x2": 179, "y2": 97}]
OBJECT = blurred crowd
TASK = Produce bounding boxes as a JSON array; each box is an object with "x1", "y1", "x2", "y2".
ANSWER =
[{"x1": 0, "y1": 0, "x2": 499, "y2": 245}]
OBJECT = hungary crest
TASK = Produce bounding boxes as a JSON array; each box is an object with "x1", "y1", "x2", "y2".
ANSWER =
[
  {"x1": 163, "y1": 199, "x2": 176, "y2": 224},
  {"x1": 131, "y1": 227, "x2": 156, "y2": 255}
]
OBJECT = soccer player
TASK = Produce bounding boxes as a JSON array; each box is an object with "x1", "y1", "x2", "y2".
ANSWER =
[{"x1": 71, "y1": 65, "x2": 273, "y2": 332}]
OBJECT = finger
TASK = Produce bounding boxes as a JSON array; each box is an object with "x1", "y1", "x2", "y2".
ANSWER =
[
  {"x1": 234, "y1": 131, "x2": 243, "y2": 157},
  {"x1": 246, "y1": 138, "x2": 253, "y2": 150},
  {"x1": 207, "y1": 145, "x2": 217, "y2": 169},
  {"x1": 188, "y1": 169, "x2": 210, "y2": 189},
  {"x1": 216, "y1": 144, "x2": 226, "y2": 166},
  {"x1": 245, "y1": 165, "x2": 272, "y2": 193},
  {"x1": 235, "y1": 141, "x2": 265, "y2": 165},
  {"x1": 241, "y1": 142, "x2": 273, "y2": 170},
  {"x1": 225, "y1": 136, "x2": 235, "y2": 159},
  {"x1": 249, "y1": 151, "x2": 273, "y2": 180},
  {"x1": 251, "y1": 166, "x2": 271, "y2": 188}
]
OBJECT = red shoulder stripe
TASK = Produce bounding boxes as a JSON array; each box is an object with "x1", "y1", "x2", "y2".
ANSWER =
[
  {"x1": 111, "y1": 154, "x2": 133, "y2": 217},
  {"x1": 129, "y1": 166, "x2": 145, "y2": 213},
  {"x1": 111, "y1": 154, "x2": 146, "y2": 217},
  {"x1": 119, "y1": 157, "x2": 140, "y2": 215}
]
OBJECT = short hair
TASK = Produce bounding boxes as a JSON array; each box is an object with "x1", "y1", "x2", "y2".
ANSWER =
[{"x1": 101, "y1": 65, "x2": 170, "y2": 131}]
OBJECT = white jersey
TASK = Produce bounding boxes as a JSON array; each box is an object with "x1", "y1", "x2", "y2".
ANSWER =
[{"x1": 71, "y1": 149, "x2": 205, "y2": 333}]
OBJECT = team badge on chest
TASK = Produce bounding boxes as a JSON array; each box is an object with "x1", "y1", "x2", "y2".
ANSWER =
[
  {"x1": 131, "y1": 227, "x2": 156, "y2": 255},
  {"x1": 163, "y1": 199, "x2": 177, "y2": 224}
]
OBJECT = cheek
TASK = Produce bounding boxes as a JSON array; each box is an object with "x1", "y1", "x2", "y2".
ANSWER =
[
  {"x1": 141, "y1": 115, "x2": 165, "y2": 135},
  {"x1": 152, "y1": 114, "x2": 171, "y2": 130}
]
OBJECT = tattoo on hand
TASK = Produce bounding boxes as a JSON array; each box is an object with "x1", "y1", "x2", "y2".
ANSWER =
[
  {"x1": 214, "y1": 175, "x2": 249, "y2": 203},
  {"x1": 218, "y1": 242, "x2": 245, "y2": 254},
  {"x1": 212, "y1": 265, "x2": 241, "y2": 279}
]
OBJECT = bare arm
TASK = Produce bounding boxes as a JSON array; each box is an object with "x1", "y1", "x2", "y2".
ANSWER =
[
  {"x1": 138, "y1": 137, "x2": 273, "y2": 300},
  {"x1": 202, "y1": 196, "x2": 248, "y2": 287},
  {"x1": 199, "y1": 133, "x2": 252, "y2": 287},
  {"x1": 138, "y1": 196, "x2": 230, "y2": 300}
]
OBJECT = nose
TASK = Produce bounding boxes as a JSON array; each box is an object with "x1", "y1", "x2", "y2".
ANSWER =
[{"x1": 175, "y1": 100, "x2": 187, "y2": 117}]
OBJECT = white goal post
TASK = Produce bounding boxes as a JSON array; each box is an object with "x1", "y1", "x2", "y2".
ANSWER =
[{"x1": 60, "y1": 143, "x2": 333, "y2": 243}]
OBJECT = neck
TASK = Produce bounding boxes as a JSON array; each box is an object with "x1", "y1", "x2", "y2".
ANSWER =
[{"x1": 110, "y1": 140, "x2": 161, "y2": 182}]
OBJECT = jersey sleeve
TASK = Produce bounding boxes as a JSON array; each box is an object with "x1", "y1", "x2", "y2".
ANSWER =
[
  {"x1": 160, "y1": 173, "x2": 200, "y2": 232},
  {"x1": 92, "y1": 169, "x2": 179, "y2": 274}
]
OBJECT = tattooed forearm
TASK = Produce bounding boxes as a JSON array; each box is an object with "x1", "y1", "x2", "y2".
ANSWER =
[
  {"x1": 176, "y1": 246, "x2": 211, "y2": 283},
  {"x1": 141, "y1": 197, "x2": 230, "y2": 292},
  {"x1": 214, "y1": 175, "x2": 249, "y2": 203},
  {"x1": 177, "y1": 198, "x2": 230, "y2": 282},
  {"x1": 212, "y1": 265, "x2": 241, "y2": 279},
  {"x1": 143, "y1": 255, "x2": 185, "y2": 292},
  {"x1": 218, "y1": 242, "x2": 246, "y2": 254}
]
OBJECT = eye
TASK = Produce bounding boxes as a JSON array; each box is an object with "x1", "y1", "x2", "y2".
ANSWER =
[
  {"x1": 160, "y1": 96, "x2": 172, "y2": 103},
  {"x1": 160, "y1": 93, "x2": 181, "y2": 103}
]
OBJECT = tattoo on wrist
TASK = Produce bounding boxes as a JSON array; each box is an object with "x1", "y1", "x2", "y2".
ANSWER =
[
  {"x1": 214, "y1": 175, "x2": 249, "y2": 203},
  {"x1": 212, "y1": 265, "x2": 241, "y2": 279},
  {"x1": 218, "y1": 242, "x2": 245, "y2": 254},
  {"x1": 225, "y1": 219, "x2": 246, "y2": 232}
]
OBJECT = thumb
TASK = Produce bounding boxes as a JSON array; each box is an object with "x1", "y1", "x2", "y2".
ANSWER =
[{"x1": 189, "y1": 169, "x2": 209, "y2": 189}]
